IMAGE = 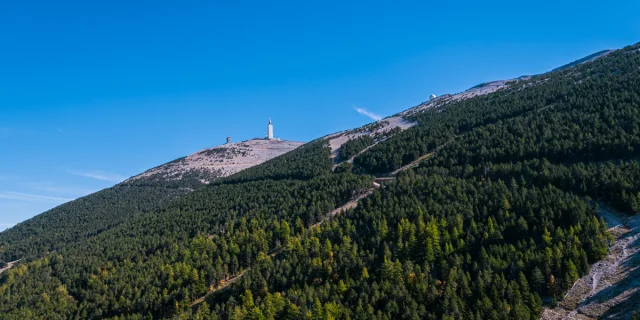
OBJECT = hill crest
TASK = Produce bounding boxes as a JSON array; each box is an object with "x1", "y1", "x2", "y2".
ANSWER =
[{"x1": 127, "y1": 139, "x2": 304, "y2": 184}]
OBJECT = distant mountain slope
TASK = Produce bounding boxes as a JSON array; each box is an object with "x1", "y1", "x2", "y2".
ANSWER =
[
  {"x1": 0, "y1": 139, "x2": 302, "y2": 261},
  {"x1": 326, "y1": 49, "x2": 616, "y2": 165},
  {"x1": 325, "y1": 78, "x2": 531, "y2": 165},
  {"x1": 2, "y1": 42, "x2": 639, "y2": 320}
]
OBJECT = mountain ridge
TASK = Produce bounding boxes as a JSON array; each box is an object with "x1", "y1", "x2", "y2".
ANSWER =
[
  {"x1": 127, "y1": 139, "x2": 304, "y2": 184},
  {"x1": 1, "y1": 44, "x2": 639, "y2": 319},
  {"x1": 0, "y1": 138, "x2": 303, "y2": 261}
]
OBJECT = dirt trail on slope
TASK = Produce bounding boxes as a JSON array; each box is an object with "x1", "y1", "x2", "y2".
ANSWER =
[
  {"x1": 336, "y1": 142, "x2": 383, "y2": 167},
  {"x1": 318, "y1": 190, "x2": 374, "y2": 221},
  {"x1": 389, "y1": 153, "x2": 434, "y2": 176},
  {"x1": 541, "y1": 205, "x2": 640, "y2": 320},
  {"x1": 0, "y1": 260, "x2": 21, "y2": 275},
  {"x1": 376, "y1": 138, "x2": 456, "y2": 179},
  {"x1": 190, "y1": 184, "x2": 378, "y2": 308},
  {"x1": 190, "y1": 270, "x2": 248, "y2": 307}
]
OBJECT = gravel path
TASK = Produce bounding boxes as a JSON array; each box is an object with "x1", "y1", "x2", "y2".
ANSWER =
[{"x1": 0, "y1": 260, "x2": 20, "y2": 275}]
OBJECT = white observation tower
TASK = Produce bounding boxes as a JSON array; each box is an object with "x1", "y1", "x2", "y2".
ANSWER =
[{"x1": 267, "y1": 118, "x2": 274, "y2": 139}]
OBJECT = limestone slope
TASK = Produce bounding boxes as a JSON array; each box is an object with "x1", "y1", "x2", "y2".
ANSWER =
[{"x1": 128, "y1": 139, "x2": 304, "y2": 184}]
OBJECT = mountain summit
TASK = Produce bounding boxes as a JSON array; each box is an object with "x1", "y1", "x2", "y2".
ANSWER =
[
  {"x1": 0, "y1": 122, "x2": 303, "y2": 263},
  {"x1": 128, "y1": 139, "x2": 304, "y2": 184}
]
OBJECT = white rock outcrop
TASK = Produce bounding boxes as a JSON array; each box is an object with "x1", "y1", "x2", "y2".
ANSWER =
[{"x1": 127, "y1": 139, "x2": 304, "y2": 184}]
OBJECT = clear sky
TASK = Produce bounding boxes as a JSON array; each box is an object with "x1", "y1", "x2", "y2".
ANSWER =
[{"x1": 1, "y1": 0, "x2": 639, "y2": 230}]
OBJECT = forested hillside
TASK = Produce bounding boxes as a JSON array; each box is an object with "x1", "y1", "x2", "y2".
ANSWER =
[
  {"x1": 1, "y1": 42, "x2": 639, "y2": 319},
  {"x1": 184, "y1": 43, "x2": 639, "y2": 319},
  {"x1": 0, "y1": 176, "x2": 206, "y2": 262},
  {"x1": 0, "y1": 139, "x2": 301, "y2": 264}
]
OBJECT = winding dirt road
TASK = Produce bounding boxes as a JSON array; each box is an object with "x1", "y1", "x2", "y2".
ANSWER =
[
  {"x1": 0, "y1": 260, "x2": 20, "y2": 275},
  {"x1": 190, "y1": 184, "x2": 378, "y2": 308}
]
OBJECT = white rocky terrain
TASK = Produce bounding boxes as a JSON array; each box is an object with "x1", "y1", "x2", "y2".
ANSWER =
[
  {"x1": 127, "y1": 139, "x2": 304, "y2": 184},
  {"x1": 541, "y1": 206, "x2": 640, "y2": 320}
]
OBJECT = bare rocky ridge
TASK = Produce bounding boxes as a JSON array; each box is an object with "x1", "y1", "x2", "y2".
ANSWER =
[
  {"x1": 552, "y1": 50, "x2": 614, "y2": 72},
  {"x1": 127, "y1": 139, "x2": 304, "y2": 184},
  {"x1": 399, "y1": 76, "x2": 536, "y2": 118}
]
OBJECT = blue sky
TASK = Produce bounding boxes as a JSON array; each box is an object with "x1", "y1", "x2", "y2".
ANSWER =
[{"x1": 1, "y1": 0, "x2": 639, "y2": 230}]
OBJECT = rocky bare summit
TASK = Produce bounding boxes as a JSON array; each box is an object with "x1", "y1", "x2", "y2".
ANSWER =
[{"x1": 128, "y1": 139, "x2": 304, "y2": 184}]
